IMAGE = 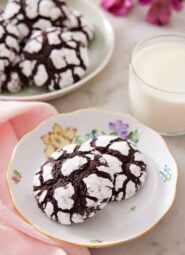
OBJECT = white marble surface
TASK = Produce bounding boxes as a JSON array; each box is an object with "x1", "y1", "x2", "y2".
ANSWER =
[{"x1": 51, "y1": 2, "x2": 185, "y2": 255}]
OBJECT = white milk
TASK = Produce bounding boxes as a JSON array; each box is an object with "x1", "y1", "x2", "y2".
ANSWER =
[{"x1": 129, "y1": 42, "x2": 185, "y2": 135}]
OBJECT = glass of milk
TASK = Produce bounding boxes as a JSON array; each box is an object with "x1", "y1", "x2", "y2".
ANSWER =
[{"x1": 129, "y1": 34, "x2": 185, "y2": 136}]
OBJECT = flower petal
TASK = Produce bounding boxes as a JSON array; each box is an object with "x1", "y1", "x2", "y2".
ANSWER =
[
  {"x1": 118, "y1": 130, "x2": 128, "y2": 138},
  {"x1": 101, "y1": 0, "x2": 117, "y2": 9},
  {"x1": 53, "y1": 123, "x2": 64, "y2": 136},
  {"x1": 115, "y1": 120, "x2": 123, "y2": 129},
  {"x1": 41, "y1": 133, "x2": 52, "y2": 145},
  {"x1": 171, "y1": 0, "x2": 183, "y2": 11},
  {"x1": 101, "y1": 0, "x2": 133, "y2": 16},
  {"x1": 50, "y1": 134, "x2": 71, "y2": 148},
  {"x1": 63, "y1": 127, "x2": 77, "y2": 141},
  {"x1": 109, "y1": 122, "x2": 116, "y2": 131},
  {"x1": 138, "y1": 0, "x2": 152, "y2": 5},
  {"x1": 146, "y1": 0, "x2": 172, "y2": 25},
  {"x1": 44, "y1": 144, "x2": 56, "y2": 158},
  {"x1": 120, "y1": 122, "x2": 129, "y2": 130}
]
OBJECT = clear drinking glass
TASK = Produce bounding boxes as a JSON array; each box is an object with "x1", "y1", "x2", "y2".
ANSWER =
[{"x1": 129, "y1": 34, "x2": 185, "y2": 136}]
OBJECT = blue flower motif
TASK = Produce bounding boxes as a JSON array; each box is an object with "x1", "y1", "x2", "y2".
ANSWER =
[
  {"x1": 85, "y1": 129, "x2": 98, "y2": 140},
  {"x1": 109, "y1": 120, "x2": 129, "y2": 139},
  {"x1": 91, "y1": 133, "x2": 97, "y2": 139},
  {"x1": 160, "y1": 165, "x2": 172, "y2": 182}
]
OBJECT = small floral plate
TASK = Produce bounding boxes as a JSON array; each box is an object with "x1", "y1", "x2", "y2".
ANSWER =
[{"x1": 7, "y1": 109, "x2": 177, "y2": 248}]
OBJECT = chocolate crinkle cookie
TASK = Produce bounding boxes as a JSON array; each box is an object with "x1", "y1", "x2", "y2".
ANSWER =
[
  {"x1": 0, "y1": 20, "x2": 25, "y2": 92},
  {"x1": 0, "y1": 64, "x2": 27, "y2": 93},
  {"x1": 66, "y1": 10, "x2": 95, "y2": 46},
  {"x1": 0, "y1": 0, "x2": 94, "y2": 94},
  {"x1": 79, "y1": 135, "x2": 147, "y2": 202},
  {"x1": 0, "y1": 20, "x2": 20, "y2": 68},
  {"x1": 33, "y1": 144, "x2": 113, "y2": 225},
  {"x1": 20, "y1": 27, "x2": 89, "y2": 91},
  {"x1": 3, "y1": 0, "x2": 70, "y2": 42}
]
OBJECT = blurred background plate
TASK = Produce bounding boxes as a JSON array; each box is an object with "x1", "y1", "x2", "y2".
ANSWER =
[{"x1": 0, "y1": 0, "x2": 115, "y2": 101}]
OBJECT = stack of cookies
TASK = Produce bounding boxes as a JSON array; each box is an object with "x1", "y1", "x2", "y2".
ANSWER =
[
  {"x1": 33, "y1": 136, "x2": 147, "y2": 225},
  {"x1": 0, "y1": 0, "x2": 94, "y2": 93}
]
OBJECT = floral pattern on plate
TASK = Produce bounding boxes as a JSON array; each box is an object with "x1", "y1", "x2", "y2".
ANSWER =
[
  {"x1": 41, "y1": 120, "x2": 139, "y2": 157},
  {"x1": 12, "y1": 169, "x2": 22, "y2": 184},
  {"x1": 160, "y1": 165, "x2": 172, "y2": 182},
  {"x1": 41, "y1": 123, "x2": 77, "y2": 157}
]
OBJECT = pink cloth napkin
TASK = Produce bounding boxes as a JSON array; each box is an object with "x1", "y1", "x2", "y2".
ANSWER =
[{"x1": 0, "y1": 101, "x2": 90, "y2": 255}]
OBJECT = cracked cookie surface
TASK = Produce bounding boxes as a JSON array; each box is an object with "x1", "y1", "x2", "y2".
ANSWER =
[
  {"x1": 21, "y1": 27, "x2": 89, "y2": 91},
  {"x1": 33, "y1": 144, "x2": 113, "y2": 225},
  {"x1": 79, "y1": 135, "x2": 147, "y2": 201}
]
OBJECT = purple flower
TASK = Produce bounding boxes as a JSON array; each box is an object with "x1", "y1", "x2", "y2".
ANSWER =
[
  {"x1": 109, "y1": 120, "x2": 129, "y2": 139},
  {"x1": 101, "y1": 0, "x2": 133, "y2": 16}
]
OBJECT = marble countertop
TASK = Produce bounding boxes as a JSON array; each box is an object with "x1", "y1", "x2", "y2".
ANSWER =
[{"x1": 51, "y1": 2, "x2": 185, "y2": 255}]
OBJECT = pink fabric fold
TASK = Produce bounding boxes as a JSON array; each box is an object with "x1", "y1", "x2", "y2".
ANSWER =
[{"x1": 0, "y1": 101, "x2": 90, "y2": 255}]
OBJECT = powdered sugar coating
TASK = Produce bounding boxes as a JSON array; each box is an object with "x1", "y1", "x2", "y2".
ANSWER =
[
  {"x1": 63, "y1": 143, "x2": 77, "y2": 154},
  {"x1": 83, "y1": 135, "x2": 147, "y2": 201},
  {"x1": 57, "y1": 211, "x2": 71, "y2": 225},
  {"x1": 79, "y1": 140, "x2": 93, "y2": 152},
  {"x1": 109, "y1": 141, "x2": 130, "y2": 156},
  {"x1": 33, "y1": 173, "x2": 41, "y2": 187},
  {"x1": 33, "y1": 143, "x2": 113, "y2": 225},
  {"x1": 1, "y1": 10, "x2": 26, "y2": 92},
  {"x1": 67, "y1": 10, "x2": 94, "y2": 46},
  {"x1": 21, "y1": 27, "x2": 89, "y2": 91},
  {"x1": 53, "y1": 183, "x2": 75, "y2": 210},
  {"x1": 3, "y1": 0, "x2": 70, "y2": 41},
  {"x1": 71, "y1": 213, "x2": 84, "y2": 224},
  {"x1": 0, "y1": 66, "x2": 23, "y2": 93},
  {"x1": 83, "y1": 174, "x2": 113, "y2": 208},
  {"x1": 0, "y1": 20, "x2": 25, "y2": 93},
  {"x1": 33, "y1": 163, "x2": 54, "y2": 189},
  {"x1": 134, "y1": 151, "x2": 146, "y2": 164},
  {"x1": 0, "y1": 20, "x2": 20, "y2": 67},
  {"x1": 3, "y1": 68, "x2": 23, "y2": 93},
  {"x1": 42, "y1": 163, "x2": 54, "y2": 182},
  {"x1": 130, "y1": 164, "x2": 142, "y2": 177},
  {"x1": 95, "y1": 136, "x2": 116, "y2": 148},
  {"x1": 50, "y1": 144, "x2": 77, "y2": 161},
  {"x1": 61, "y1": 156, "x2": 88, "y2": 176},
  {"x1": 115, "y1": 175, "x2": 127, "y2": 192},
  {"x1": 125, "y1": 181, "x2": 136, "y2": 200},
  {"x1": 3, "y1": 1, "x2": 31, "y2": 40},
  {"x1": 50, "y1": 149, "x2": 64, "y2": 160},
  {"x1": 33, "y1": 134, "x2": 147, "y2": 225},
  {"x1": 44, "y1": 202, "x2": 54, "y2": 218},
  {"x1": 1, "y1": 0, "x2": 95, "y2": 94},
  {"x1": 97, "y1": 154, "x2": 122, "y2": 179},
  {"x1": 38, "y1": 190, "x2": 47, "y2": 203}
]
